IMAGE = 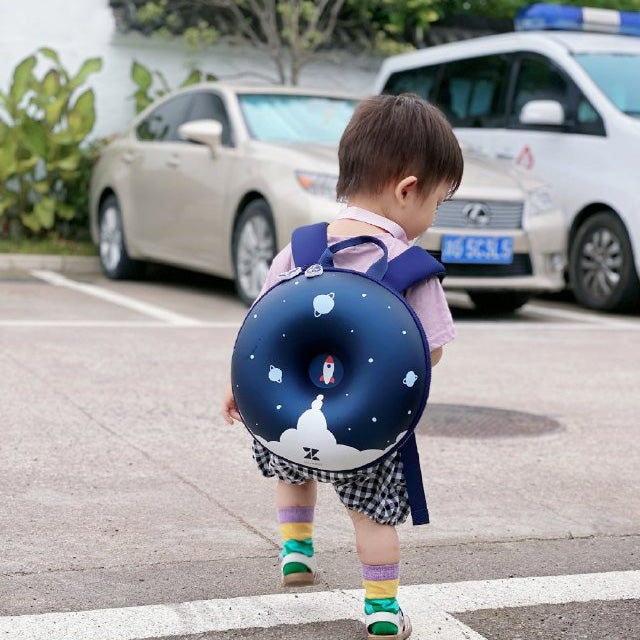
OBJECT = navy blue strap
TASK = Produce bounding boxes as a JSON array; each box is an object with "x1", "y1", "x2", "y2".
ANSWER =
[
  {"x1": 400, "y1": 433, "x2": 430, "y2": 525},
  {"x1": 291, "y1": 223, "x2": 329, "y2": 268},
  {"x1": 319, "y1": 235, "x2": 389, "y2": 280},
  {"x1": 383, "y1": 246, "x2": 445, "y2": 293}
]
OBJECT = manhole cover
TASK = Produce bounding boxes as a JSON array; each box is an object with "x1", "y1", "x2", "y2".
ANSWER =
[{"x1": 417, "y1": 404, "x2": 562, "y2": 438}]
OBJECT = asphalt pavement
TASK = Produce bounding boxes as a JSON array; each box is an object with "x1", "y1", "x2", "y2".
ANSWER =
[{"x1": 1, "y1": 264, "x2": 639, "y2": 639}]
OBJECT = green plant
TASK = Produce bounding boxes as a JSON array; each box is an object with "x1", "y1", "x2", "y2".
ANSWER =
[
  {"x1": 130, "y1": 60, "x2": 217, "y2": 114},
  {"x1": 0, "y1": 48, "x2": 102, "y2": 237}
]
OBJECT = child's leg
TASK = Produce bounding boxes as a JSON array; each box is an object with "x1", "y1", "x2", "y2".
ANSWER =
[
  {"x1": 348, "y1": 508, "x2": 408, "y2": 637},
  {"x1": 277, "y1": 480, "x2": 317, "y2": 584}
]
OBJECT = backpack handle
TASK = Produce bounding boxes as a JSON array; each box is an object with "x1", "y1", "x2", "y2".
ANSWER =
[{"x1": 318, "y1": 235, "x2": 389, "y2": 280}]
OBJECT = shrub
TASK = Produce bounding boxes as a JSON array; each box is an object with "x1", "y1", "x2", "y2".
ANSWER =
[{"x1": 0, "y1": 48, "x2": 102, "y2": 238}]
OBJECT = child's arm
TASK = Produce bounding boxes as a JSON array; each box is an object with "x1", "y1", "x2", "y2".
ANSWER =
[
  {"x1": 222, "y1": 382, "x2": 242, "y2": 425},
  {"x1": 431, "y1": 346, "x2": 443, "y2": 367}
]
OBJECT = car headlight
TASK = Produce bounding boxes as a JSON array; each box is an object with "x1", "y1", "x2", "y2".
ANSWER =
[
  {"x1": 295, "y1": 171, "x2": 338, "y2": 201},
  {"x1": 527, "y1": 188, "x2": 555, "y2": 216}
]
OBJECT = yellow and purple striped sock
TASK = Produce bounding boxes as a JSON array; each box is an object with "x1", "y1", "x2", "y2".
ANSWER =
[
  {"x1": 277, "y1": 506, "x2": 314, "y2": 575},
  {"x1": 363, "y1": 563, "x2": 400, "y2": 635}
]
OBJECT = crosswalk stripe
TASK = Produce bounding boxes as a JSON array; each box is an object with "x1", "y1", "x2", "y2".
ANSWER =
[{"x1": 2, "y1": 570, "x2": 638, "y2": 640}]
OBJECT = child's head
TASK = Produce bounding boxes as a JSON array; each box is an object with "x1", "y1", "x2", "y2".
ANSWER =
[{"x1": 336, "y1": 93, "x2": 464, "y2": 239}]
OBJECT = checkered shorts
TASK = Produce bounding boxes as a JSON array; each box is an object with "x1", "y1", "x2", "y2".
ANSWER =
[{"x1": 252, "y1": 440, "x2": 410, "y2": 526}]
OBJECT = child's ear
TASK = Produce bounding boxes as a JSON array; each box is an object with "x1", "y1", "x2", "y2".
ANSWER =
[{"x1": 394, "y1": 176, "x2": 418, "y2": 203}]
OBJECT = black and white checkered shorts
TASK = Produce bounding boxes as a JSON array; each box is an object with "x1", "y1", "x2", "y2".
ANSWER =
[{"x1": 252, "y1": 440, "x2": 410, "y2": 526}]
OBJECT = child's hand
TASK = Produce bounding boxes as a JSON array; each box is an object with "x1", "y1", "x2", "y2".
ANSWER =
[{"x1": 222, "y1": 382, "x2": 242, "y2": 425}]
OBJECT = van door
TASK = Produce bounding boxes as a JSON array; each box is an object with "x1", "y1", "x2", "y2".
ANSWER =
[{"x1": 492, "y1": 54, "x2": 607, "y2": 215}]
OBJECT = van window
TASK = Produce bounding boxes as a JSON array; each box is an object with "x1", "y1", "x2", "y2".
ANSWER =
[
  {"x1": 510, "y1": 55, "x2": 605, "y2": 135},
  {"x1": 435, "y1": 55, "x2": 510, "y2": 127},
  {"x1": 510, "y1": 56, "x2": 570, "y2": 123},
  {"x1": 382, "y1": 66, "x2": 438, "y2": 101}
]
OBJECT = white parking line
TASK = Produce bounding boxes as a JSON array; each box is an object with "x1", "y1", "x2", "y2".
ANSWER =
[
  {"x1": 30, "y1": 270, "x2": 204, "y2": 327},
  {"x1": 2, "y1": 570, "x2": 638, "y2": 640},
  {"x1": 0, "y1": 320, "x2": 241, "y2": 329}
]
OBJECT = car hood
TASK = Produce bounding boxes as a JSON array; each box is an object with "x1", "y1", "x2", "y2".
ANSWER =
[
  {"x1": 248, "y1": 140, "x2": 339, "y2": 174},
  {"x1": 246, "y1": 141, "x2": 543, "y2": 198},
  {"x1": 462, "y1": 152, "x2": 546, "y2": 195}
]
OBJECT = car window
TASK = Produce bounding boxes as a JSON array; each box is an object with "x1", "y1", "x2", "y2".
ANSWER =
[
  {"x1": 382, "y1": 66, "x2": 439, "y2": 100},
  {"x1": 435, "y1": 55, "x2": 510, "y2": 127},
  {"x1": 510, "y1": 55, "x2": 605, "y2": 135},
  {"x1": 136, "y1": 94, "x2": 193, "y2": 142},
  {"x1": 187, "y1": 91, "x2": 233, "y2": 146}
]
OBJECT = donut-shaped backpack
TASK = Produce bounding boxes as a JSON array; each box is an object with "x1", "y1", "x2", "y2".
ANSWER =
[{"x1": 232, "y1": 224, "x2": 445, "y2": 524}]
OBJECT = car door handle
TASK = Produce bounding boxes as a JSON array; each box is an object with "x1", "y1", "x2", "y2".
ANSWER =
[
  {"x1": 122, "y1": 151, "x2": 136, "y2": 164},
  {"x1": 166, "y1": 155, "x2": 180, "y2": 168}
]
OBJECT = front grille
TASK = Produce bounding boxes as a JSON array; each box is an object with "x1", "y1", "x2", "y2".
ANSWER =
[
  {"x1": 434, "y1": 200, "x2": 524, "y2": 230},
  {"x1": 430, "y1": 252, "x2": 533, "y2": 277}
]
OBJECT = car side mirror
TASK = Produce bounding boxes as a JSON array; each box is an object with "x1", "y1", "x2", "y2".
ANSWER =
[
  {"x1": 519, "y1": 100, "x2": 565, "y2": 126},
  {"x1": 178, "y1": 119, "x2": 223, "y2": 152}
]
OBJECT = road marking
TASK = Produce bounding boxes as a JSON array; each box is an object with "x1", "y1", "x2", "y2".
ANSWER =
[
  {"x1": 2, "y1": 570, "x2": 638, "y2": 640},
  {"x1": 0, "y1": 320, "x2": 241, "y2": 329},
  {"x1": 446, "y1": 290, "x2": 639, "y2": 329},
  {"x1": 30, "y1": 271, "x2": 204, "y2": 327},
  {"x1": 456, "y1": 321, "x2": 640, "y2": 331}
]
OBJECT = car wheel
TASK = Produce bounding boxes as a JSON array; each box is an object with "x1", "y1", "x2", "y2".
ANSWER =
[
  {"x1": 232, "y1": 199, "x2": 277, "y2": 306},
  {"x1": 468, "y1": 291, "x2": 531, "y2": 315},
  {"x1": 98, "y1": 194, "x2": 143, "y2": 279},
  {"x1": 569, "y1": 212, "x2": 640, "y2": 312}
]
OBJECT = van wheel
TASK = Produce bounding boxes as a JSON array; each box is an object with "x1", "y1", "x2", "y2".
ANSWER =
[
  {"x1": 232, "y1": 199, "x2": 276, "y2": 306},
  {"x1": 569, "y1": 212, "x2": 640, "y2": 312},
  {"x1": 468, "y1": 291, "x2": 531, "y2": 314},
  {"x1": 98, "y1": 194, "x2": 143, "y2": 279}
]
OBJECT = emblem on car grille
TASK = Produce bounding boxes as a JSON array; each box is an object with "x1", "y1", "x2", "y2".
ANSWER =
[{"x1": 463, "y1": 203, "x2": 491, "y2": 227}]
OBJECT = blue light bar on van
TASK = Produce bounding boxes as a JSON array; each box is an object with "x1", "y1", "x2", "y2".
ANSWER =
[{"x1": 515, "y1": 3, "x2": 640, "y2": 37}]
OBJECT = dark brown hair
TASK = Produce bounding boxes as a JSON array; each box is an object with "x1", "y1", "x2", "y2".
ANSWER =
[{"x1": 336, "y1": 93, "x2": 463, "y2": 201}]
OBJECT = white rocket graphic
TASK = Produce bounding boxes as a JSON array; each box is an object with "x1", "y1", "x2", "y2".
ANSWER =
[{"x1": 320, "y1": 355, "x2": 335, "y2": 385}]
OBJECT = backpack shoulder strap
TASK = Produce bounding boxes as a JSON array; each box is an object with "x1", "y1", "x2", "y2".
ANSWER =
[
  {"x1": 382, "y1": 246, "x2": 445, "y2": 293},
  {"x1": 291, "y1": 223, "x2": 329, "y2": 268}
]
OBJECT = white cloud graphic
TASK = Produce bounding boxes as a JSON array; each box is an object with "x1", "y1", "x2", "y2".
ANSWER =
[{"x1": 255, "y1": 394, "x2": 406, "y2": 471}]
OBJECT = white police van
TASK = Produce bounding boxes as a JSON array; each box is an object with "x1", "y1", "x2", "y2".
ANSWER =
[{"x1": 374, "y1": 3, "x2": 640, "y2": 312}]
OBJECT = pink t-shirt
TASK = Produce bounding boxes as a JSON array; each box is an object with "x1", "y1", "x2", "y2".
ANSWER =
[{"x1": 258, "y1": 207, "x2": 455, "y2": 351}]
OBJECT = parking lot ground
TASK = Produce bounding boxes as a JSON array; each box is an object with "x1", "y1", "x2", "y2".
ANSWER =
[{"x1": 1, "y1": 267, "x2": 639, "y2": 639}]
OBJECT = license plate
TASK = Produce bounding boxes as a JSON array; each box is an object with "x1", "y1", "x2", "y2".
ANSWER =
[{"x1": 441, "y1": 235, "x2": 514, "y2": 264}]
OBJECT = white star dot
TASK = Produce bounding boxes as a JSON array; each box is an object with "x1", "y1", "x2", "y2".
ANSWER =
[
  {"x1": 368, "y1": 358, "x2": 374, "y2": 363},
  {"x1": 408, "y1": 410, "x2": 412, "y2": 415},
  {"x1": 372, "y1": 417, "x2": 377, "y2": 422},
  {"x1": 250, "y1": 355, "x2": 255, "y2": 359},
  {"x1": 253, "y1": 314, "x2": 258, "y2": 318},
  {"x1": 362, "y1": 293, "x2": 367, "y2": 297},
  {"x1": 402, "y1": 330, "x2": 407, "y2": 335},
  {"x1": 276, "y1": 405, "x2": 282, "y2": 410}
]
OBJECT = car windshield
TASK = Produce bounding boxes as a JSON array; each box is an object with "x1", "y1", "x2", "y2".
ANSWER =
[
  {"x1": 575, "y1": 53, "x2": 640, "y2": 118},
  {"x1": 237, "y1": 94, "x2": 357, "y2": 143}
]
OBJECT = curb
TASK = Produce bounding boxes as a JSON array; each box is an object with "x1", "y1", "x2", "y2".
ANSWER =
[{"x1": 0, "y1": 254, "x2": 101, "y2": 274}]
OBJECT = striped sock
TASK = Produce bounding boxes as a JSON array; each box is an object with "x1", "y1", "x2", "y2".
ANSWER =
[
  {"x1": 363, "y1": 563, "x2": 400, "y2": 636},
  {"x1": 277, "y1": 506, "x2": 314, "y2": 576}
]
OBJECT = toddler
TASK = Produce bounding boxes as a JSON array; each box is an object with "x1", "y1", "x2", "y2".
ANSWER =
[{"x1": 223, "y1": 93, "x2": 463, "y2": 639}]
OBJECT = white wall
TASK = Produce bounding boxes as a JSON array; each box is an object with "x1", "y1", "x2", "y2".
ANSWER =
[{"x1": 0, "y1": 0, "x2": 379, "y2": 139}]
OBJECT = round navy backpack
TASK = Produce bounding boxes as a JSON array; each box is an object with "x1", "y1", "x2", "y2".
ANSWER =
[{"x1": 231, "y1": 223, "x2": 445, "y2": 525}]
